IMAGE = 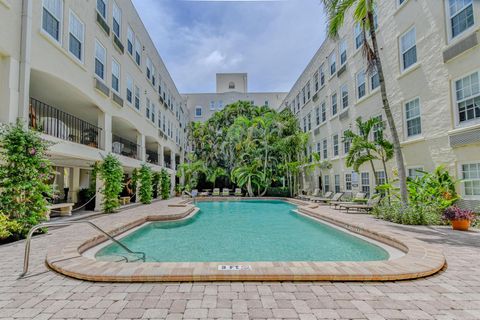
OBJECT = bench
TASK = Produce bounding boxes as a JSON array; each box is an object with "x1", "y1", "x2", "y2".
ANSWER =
[
  {"x1": 119, "y1": 196, "x2": 131, "y2": 205},
  {"x1": 47, "y1": 203, "x2": 75, "y2": 219}
]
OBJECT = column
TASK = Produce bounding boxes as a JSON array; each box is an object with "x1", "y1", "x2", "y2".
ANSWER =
[
  {"x1": 137, "y1": 132, "x2": 145, "y2": 162},
  {"x1": 0, "y1": 57, "x2": 21, "y2": 123},
  {"x1": 17, "y1": 0, "x2": 33, "y2": 124},
  {"x1": 171, "y1": 152, "x2": 176, "y2": 171},
  {"x1": 158, "y1": 143, "x2": 164, "y2": 167},
  {"x1": 71, "y1": 167, "x2": 81, "y2": 203},
  {"x1": 94, "y1": 174, "x2": 104, "y2": 212},
  {"x1": 97, "y1": 112, "x2": 112, "y2": 152},
  {"x1": 170, "y1": 172, "x2": 176, "y2": 197}
]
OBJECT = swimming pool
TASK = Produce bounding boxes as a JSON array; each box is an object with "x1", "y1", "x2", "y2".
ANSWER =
[{"x1": 96, "y1": 200, "x2": 389, "y2": 262}]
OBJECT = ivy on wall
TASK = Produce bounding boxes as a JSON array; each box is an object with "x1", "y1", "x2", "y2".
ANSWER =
[
  {"x1": 98, "y1": 154, "x2": 123, "y2": 213},
  {"x1": 139, "y1": 164, "x2": 153, "y2": 204},
  {"x1": 160, "y1": 169, "x2": 171, "y2": 200}
]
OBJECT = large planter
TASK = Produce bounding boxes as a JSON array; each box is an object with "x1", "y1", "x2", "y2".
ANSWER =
[{"x1": 451, "y1": 219, "x2": 471, "y2": 231}]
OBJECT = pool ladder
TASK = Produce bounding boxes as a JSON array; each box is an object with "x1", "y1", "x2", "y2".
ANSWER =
[{"x1": 20, "y1": 220, "x2": 146, "y2": 277}]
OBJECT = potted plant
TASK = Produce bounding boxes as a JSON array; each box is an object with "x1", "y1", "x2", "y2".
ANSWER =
[{"x1": 443, "y1": 206, "x2": 476, "y2": 231}]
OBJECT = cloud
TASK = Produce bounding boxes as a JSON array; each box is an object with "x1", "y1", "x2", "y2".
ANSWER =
[{"x1": 132, "y1": 0, "x2": 326, "y2": 93}]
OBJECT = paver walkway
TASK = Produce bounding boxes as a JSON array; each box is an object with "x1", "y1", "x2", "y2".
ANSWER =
[{"x1": 1, "y1": 198, "x2": 479, "y2": 319}]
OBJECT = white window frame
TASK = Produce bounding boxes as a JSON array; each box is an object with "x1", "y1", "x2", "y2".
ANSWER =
[
  {"x1": 459, "y1": 162, "x2": 480, "y2": 200},
  {"x1": 361, "y1": 172, "x2": 371, "y2": 196},
  {"x1": 399, "y1": 26, "x2": 417, "y2": 72},
  {"x1": 324, "y1": 175, "x2": 330, "y2": 193},
  {"x1": 329, "y1": 51, "x2": 336, "y2": 76},
  {"x1": 446, "y1": 0, "x2": 475, "y2": 41},
  {"x1": 370, "y1": 68, "x2": 380, "y2": 91},
  {"x1": 96, "y1": 0, "x2": 108, "y2": 20},
  {"x1": 334, "y1": 174, "x2": 341, "y2": 193},
  {"x1": 68, "y1": 10, "x2": 84, "y2": 63},
  {"x1": 94, "y1": 39, "x2": 106, "y2": 81},
  {"x1": 321, "y1": 102, "x2": 327, "y2": 123},
  {"x1": 453, "y1": 70, "x2": 480, "y2": 127},
  {"x1": 111, "y1": 58, "x2": 120, "y2": 93},
  {"x1": 407, "y1": 166, "x2": 424, "y2": 179},
  {"x1": 339, "y1": 39, "x2": 347, "y2": 66},
  {"x1": 332, "y1": 134, "x2": 339, "y2": 157},
  {"x1": 195, "y1": 106, "x2": 203, "y2": 118},
  {"x1": 112, "y1": 1, "x2": 122, "y2": 38},
  {"x1": 134, "y1": 85, "x2": 140, "y2": 110},
  {"x1": 322, "y1": 138, "x2": 328, "y2": 160},
  {"x1": 126, "y1": 74, "x2": 133, "y2": 104},
  {"x1": 331, "y1": 93, "x2": 338, "y2": 116},
  {"x1": 341, "y1": 83, "x2": 348, "y2": 109},
  {"x1": 357, "y1": 70, "x2": 366, "y2": 100},
  {"x1": 345, "y1": 173, "x2": 352, "y2": 191},
  {"x1": 404, "y1": 97, "x2": 422, "y2": 138},
  {"x1": 135, "y1": 36, "x2": 142, "y2": 66},
  {"x1": 354, "y1": 22, "x2": 363, "y2": 50},
  {"x1": 42, "y1": 0, "x2": 63, "y2": 44},
  {"x1": 127, "y1": 26, "x2": 134, "y2": 56}
]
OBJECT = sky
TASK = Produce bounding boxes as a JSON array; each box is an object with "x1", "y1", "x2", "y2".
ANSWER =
[{"x1": 131, "y1": 0, "x2": 327, "y2": 94}]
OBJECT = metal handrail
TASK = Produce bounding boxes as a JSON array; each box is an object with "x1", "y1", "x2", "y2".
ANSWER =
[{"x1": 21, "y1": 220, "x2": 145, "y2": 277}]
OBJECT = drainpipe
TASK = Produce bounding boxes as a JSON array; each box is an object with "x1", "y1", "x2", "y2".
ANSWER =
[{"x1": 18, "y1": 0, "x2": 32, "y2": 124}]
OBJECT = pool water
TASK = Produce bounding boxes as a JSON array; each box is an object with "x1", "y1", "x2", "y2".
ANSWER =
[{"x1": 96, "y1": 200, "x2": 389, "y2": 262}]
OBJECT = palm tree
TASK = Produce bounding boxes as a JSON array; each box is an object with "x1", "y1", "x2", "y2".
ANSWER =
[
  {"x1": 344, "y1": 117, "x2": 379, "y2": 175},
  {"x1": 206, "y1": 167, "x2": 228, "y2": 189},
  {"x1": 322, "y1": 0, "x2": 408, "y2": 205}
]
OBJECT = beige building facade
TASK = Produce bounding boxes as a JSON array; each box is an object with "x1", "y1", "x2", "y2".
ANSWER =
[
  {"x1": 281, "y1": 0, "x2": 480, "y2": 209},
  {"x1": 183, "y1": 73, "x2": 287, "y2": 123},
  {"x1": 0, "y1": 0, "x2": 188, "y2": 209}
]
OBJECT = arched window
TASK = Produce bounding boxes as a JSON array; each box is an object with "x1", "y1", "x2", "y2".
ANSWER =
[{"x1": 228, "y1": 81, "x2": 235, "y2": 89}]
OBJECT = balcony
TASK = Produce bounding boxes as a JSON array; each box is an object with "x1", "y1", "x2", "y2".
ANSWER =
[
  {"x1": 29, "y1": 98, "x2": 101, "y2": 148},
  {"x1": 146, "y1": 150, "x2": 159, "y2": 165},
  {"x1": 112, "y1": 135, "x2": 139, "y2": 159}
]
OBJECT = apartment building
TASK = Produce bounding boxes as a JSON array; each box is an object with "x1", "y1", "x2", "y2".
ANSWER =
[
  {"x1": 280, "y1": 0, "x2": 480, "y2": 209},
  {"x1": 0, "y1": 0, "x2": 188, "y2": 209},
  {"x1": 184, "y1": 73, "x2": 287, "y2": 123}
]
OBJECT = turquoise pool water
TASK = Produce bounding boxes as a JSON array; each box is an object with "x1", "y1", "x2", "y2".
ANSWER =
[{"x1": 96, "y1": 200, "x2": 389, "y2": 262}]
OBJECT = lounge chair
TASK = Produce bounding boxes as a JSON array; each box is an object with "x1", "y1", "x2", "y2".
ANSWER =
[
  {"x1": 297, "y1": 189, "x2": 310, "y2": 200},
  {"x1": 330, "y1": 192, "x2": 366, "y2": 209},
  {"x1": 310, "y1": 191, "x2": 333, "y2": 203},
  {"x1": 234, "y1": 188, "x2": 242, "y2": 196},
  {"x1": 305, "y1": 188, "x2": 321, "y2": 201},
  {"x1": 222, "y1": 188, "x2": 230, "y2": 196},
  {"x1": 212, "y1": 188, "x2": 220, "y2": 196},
  {"x1": 191, "y1": 189, "x2": 198, "y2": 197},
  {"x1": 339, "y1": 196, "x2": 380, "y2": 213}
]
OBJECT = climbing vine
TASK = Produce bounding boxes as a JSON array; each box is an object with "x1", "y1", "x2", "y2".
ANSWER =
[
  {"x1": 98, "y1": 154, "x2": 123, "y2": 213},
  {"x1": 0, "y1": 121, "x2": 54, "y2": 238},
  {"x1": 160, "y1": 169, "x2": 171, "y2": 199},
  {"x1": 152, "y1": 171, "x2": 161, "y2": 199},
  {"x1": 139, "y1": 164, "x2": 153, "y2": 204}
]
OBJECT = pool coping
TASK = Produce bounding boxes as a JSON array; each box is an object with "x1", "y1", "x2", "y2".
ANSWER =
[{"x1": 45, "y1": 197, "x2": 446, "y2": 282}]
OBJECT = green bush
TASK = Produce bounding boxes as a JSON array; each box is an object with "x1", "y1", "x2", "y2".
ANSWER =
[
  {"x1": 0, "y1": 213, "x2": 21, "y2": 240},
  {"x1": 265, "y1": 187, "x2": 290, "y2": 197},
  {"x1": 139, "y1": 164, "x2": 153, "y2": 204},
  {"x1": 372, "y1": 200, "x2": 443, "y2": 225},
  {"x1": 0, "y1": 121, "x2": 54, "y2": 237},
  {"x1": 160, "y1": 169, "x2": 171, "y2": 199},
  {"x1": 152, "y1": 172, "x2": 161, "y2": 198},
  {"x1": 98, "y1": 154, "x2": 123, "y2": 213}
]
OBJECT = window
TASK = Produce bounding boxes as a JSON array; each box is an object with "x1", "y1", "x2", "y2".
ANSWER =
[
  {"x1": 314, "y1": 71, "x2": 319, "y2": 92},
  {"x1": 135, "y1": 37, "x2": 141, "y2": 65},
  {"x1": 68, "y1": 11, "x2": 84, "y2": 61},
  {"x1": 371, "y1": 68, "x2": 380, "y2": 90},
  {"x1": 334, "y1": 174, "x2": 340, "y2": 193},
  {"x1": 158, "y1": 110, "x2": 162, "y2": 128},
  {"x1": 361, "y1": 172, "x2": 370, "y2": 196},
  {"x1": 461, "y1": 163, "x2": 480, "y2": 197},
  {"x1": 151, "y1": 103, "x2": 156, "y2": 123},
  {"x1": 322, "y1": 139, "x2": 328, "y2": 160},
  {"x1": 218, "y1": 100, "x2": 223, "y2": 109},
  {"x1": 456, "y1": 72, "x2": 480, "y2": 123},
  {"x1": 315, "y1": 106, "x2": 320, "y2": 126},
  {"x1": 126, "y1": 75, "x2": 133, "y2": 104},
  {"x1": 341, "y1": 84, "x2": 348, "y2": 109},
  {"x1": 151, "y1": 65, "x2": 156, "y2": 86},
  {"x1": 400, "y1": 27, "x2": 417, "y2": 71},
  {"x1": 229, "y1": 81, "x2": 235, "y2": 89},
  {"x1": 146, "y1": 98, "x2": 150, "y2": 119},
  {"x1": 210, "y1": 101, "x2": 215, "y2": 110},
  {"x1": 339, "y1": 39, "x2": 347, "y2": 65},
  {"x1": 303, "y1": 117, "x2": 307, "y2": 132},
  {"x1": 111, "y1": 59, "x2": 120, "y2": 92},
  {"x1": 333, "y1": 134, "x2": 339, "y2": 157},
  {"x1": 375, "y1": 171, "x2": 386, "y2": 186},
  {"x1": 448, "y1": 0, "x2": 474, "y2": 38},
  {"x1": 112, "y1": 1, "x2": 121, "y2": 38},
  {"x1": 134, "y1": 85, "x2": 140, "y2": 110},
  {"x1": 398, "y1": 0, "x2": 406, "y2": 6},
  {"x1": 345, "y1": 173, "x2": 352, "y2": 191},
  {"x1": 94, "y1": 40, "x2": 106, "y2": 80},
  {"x1": 302, "y1": 87, "x2": 306, "y2": 104},
  {"x1": 354, "y1": 22, "x2": 364, "y2": 49},
  {"x1": 408, "y1": 167, "x2": 424, "y2": 178},
  {"x1": 320, "y1": 65, "x2": 325, "y2": 86},
  {"x1": 42, "y1": 0, "x2": 63, "y2": 42},
  {"x1": 331, "y1": 93, "x2": 338, "y2": 116},
  {"x1": 357, "y1": 70, "x2": 366, "y2": 99},
  {"x1": 146, "y1": 57, "x2": 152, "y2": 80},
  {"x1": 97, "y1": 0, "x2": 107, "y2": 19},
  {"x1": 405, "y1": 98, "x2": 422, "y2": 137},
  {"x1": 329, "y1": 52, "x2": 336, "y2": 75},
  {"x1": 296, "y1": 94, "x2": 300, "y2": 110},
  {"x1": 306, "y1": 81, "x2": 311, "y2": 100},
  {"x1": 321, "y1": 102, "x2": 327, "y2": 122},
  {"x1": 265, "y1": 100, "x2": 269, "y2": 107},
  {"x1": 373, "y1": 115, "x2": 384, "y2": 141},
  {"x1": 195, "y1": 106, "x2": 202, "y2": 117},
  {"x1": 324, "y1": 175, "x2": 330, "y2": 193},
  {"x1": 307, "y1": 113, "x2": 312, "y2": 131},
  {"x1": 127, "y1": 26, "x2": 134, "y2": 55},
  {"x1": 343, "y1": 131, "x2": 351, "y2": 154}
]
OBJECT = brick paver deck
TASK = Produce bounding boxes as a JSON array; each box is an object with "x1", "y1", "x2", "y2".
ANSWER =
[{"x1": 1, "y1": 197, "x2": 479, "y2": 319}]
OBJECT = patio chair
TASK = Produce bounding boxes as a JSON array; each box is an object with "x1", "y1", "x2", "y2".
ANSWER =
[
  {"x1": 297, "y1": 189, "x2": 310, "y2": 200},
  {"x1": 222, "y1": 188, "x2": 230, "y2": 196},
  {"x1": 310, "y1": 191, "x2": 333, "y2": 203},
  {"x1": 234, "y1": 188, "x2": 242, "y2": 196},
  {"x1": 329, "y1": 192, "x2": 366, "y2": 209},
  {"x1": 212, "y1": 188, "x2": 220, "y2": 196},
  {"x1": 191, "y1": 189, "x2": 198, "y2": 197},
  {"x1": 339, "y1": 196, "x2": 380, "y2": 213},
  {"x1": 305, "y1": 188, "x2": 321, "y2": 201}
]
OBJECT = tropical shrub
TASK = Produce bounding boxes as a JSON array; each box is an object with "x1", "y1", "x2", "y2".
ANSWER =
[
  {"x1": 160, "y1": 169, "x2": 171, "y2": 199},
  {"x1": 98, "y1": 154, "x2": 123, "y2": 213},
  {"x1": 443, "y1": 206, "x2": 476, "y2": 222},
  {"x1": 265, "y1": 187, "x2": 290, "y2": 197},
  {"x1": 0, "y1": 121, "x2": 54, "y2": 237},
  {"x1": 152, "y1": 171, "x2": 161, "y2": 198},
  {"x1": 372, "y1": 201, "x2": 443, "y2": 225},
  {"x1": 138, "y1": 164, "x2": 153, "y2": 204},
  {"x1": 0, "y1": 213, "x2": 21, "y2": 240}
]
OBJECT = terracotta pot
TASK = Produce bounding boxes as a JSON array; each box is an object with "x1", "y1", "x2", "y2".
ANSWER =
[{"x1": 451, "y1": 219, "x2": 471, "y2": 231}]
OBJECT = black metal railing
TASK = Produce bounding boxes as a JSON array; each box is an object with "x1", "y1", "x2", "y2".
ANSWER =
[
  {"x1": 146, "y1": 150, "x2": 159, "y2": 165},
  {"x1": 29, "y1": 98, "x2": 101, "y2": 148},
  {"x1": 112, "y1": 135, "x2": 138, "y2": 159}
]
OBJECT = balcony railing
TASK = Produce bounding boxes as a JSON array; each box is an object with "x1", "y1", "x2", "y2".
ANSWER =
[
  {"x1": 146, "y1": 150, "x2": 159, "y2": 165},
  {"x1": 29, "y1": 98, "x2": 101, "y2": 148},
  {"x1": 112, "y1": 135, "x2": 138, "y2": 159}
]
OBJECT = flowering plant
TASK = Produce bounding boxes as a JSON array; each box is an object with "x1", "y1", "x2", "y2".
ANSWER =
[{"x1": 443, "y1": 206, "x2": 476, "y2": 222}]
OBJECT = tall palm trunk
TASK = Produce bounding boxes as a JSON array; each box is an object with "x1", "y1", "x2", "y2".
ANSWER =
[{"x1": 366, "y1": 9, "x2": 408, "y2": 205}]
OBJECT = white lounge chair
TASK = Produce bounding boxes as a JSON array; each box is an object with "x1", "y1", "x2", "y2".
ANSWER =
[{"x1": 222, "y1": 188, "x2": 230, "y2": 196}]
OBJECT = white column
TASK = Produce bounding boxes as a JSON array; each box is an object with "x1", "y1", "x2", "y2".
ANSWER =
[
  {"x1": 158, "y1": 143, "x2": 164, "y2": 167},
  {"x1": 71, "y1": 167, "x2": 81, "y2": 203},
  {"x1": 17, "y1": 0, "x2": 33, "y2": 124},
  {"x1": 98, "y1": 112, "x2": 112, "y2": 152},
  {"x1": 94, "y1": 175, "x2": 104, "y2": 212},
  {"x1": 137, "y1": 132, "x2": 145, "y2": 161},
  {"x1": 170, "y1": 172, "x2": 176, "y2": 197},
  {"x1": 0, "y1": 57, "x2": 21, "y2": 123},
  {"x1": 171, "y1": 152, "x2": 176, "y2": 171}
]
